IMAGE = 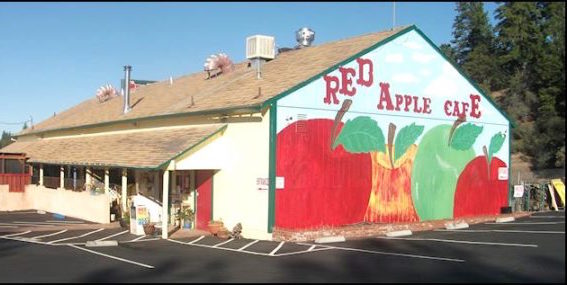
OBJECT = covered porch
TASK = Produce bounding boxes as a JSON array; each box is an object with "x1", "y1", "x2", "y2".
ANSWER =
[{"x1": 1, "y1": 124, "x2": 227, "y2": 238}]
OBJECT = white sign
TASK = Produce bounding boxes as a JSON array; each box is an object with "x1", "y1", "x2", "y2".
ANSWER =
[
  {"x1": 513, "y1": 185, "x2": 525, "y2": 198},
  {"x1": 256, "y1": 177, "x2": 285, "y2": 190},
  {"x1": 276, "y1": 177, "x2": 285, "y2": 189},
  {"x1": 256, "y1": 178, "x2": 269, "y2": 191},
  {"x1": 498, "y1": 167, "x2": 508, "y2": 180}
]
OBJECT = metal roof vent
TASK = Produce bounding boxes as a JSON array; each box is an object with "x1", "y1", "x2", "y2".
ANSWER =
[{"x1": 295, "y1": 27, "x2": 315, "y2": 48}]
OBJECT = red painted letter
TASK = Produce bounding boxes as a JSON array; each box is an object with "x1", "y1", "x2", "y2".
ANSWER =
[
  {"x1": 470, "y1": 94, "x2": 481, "y2": 118},
  {"x1": 404, "y1": 95, "x2": 413, "y2": 112},
  {"x1": 395, "y1": 94, "x2": 403, "y2": 111},
  {"x1": 356, "y1": 58, "x2": 373, "y2": 87},
  {"x1": 444, "y1": 100, "x2": 453, "y2": 116},
  {"x1": 339, "y1": 67, "x2": 356, "y2": 96},
  {"x1": 413, "y1": 96, "x2": 423, "y2": 113},
  {"x1": 323, "y1": 75, "x2": 340, "y2": 105},
  {"x1": 377, "y1": 82, "x2": 394, "y2": 111},
  {"x1": 423, "y1": 97, "x2": 432, "y2": 114}
]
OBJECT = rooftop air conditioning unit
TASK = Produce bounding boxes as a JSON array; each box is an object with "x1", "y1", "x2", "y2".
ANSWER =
[{"x1": 246, "y1": 35, "x2": 275, "y2": 60}]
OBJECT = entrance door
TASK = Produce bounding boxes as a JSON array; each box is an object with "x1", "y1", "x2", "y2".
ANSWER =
[{"x1": 196, "y1": 170, "x2": 213, "y2": 230}]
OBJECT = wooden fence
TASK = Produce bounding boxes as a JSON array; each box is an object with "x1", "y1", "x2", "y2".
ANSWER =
[{"x1": 0, "y1": 173, "x2": 31, "y2": 192}]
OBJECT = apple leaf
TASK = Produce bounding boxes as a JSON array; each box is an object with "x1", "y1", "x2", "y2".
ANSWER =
[
  {"x1": 333, "y1": 116, "x2": 385, "y2": 153},
  {"x1": 488, "y1": 132, "x2": 506, "y2": 164},
  {"x1": 394, "y1": 123, "x2": 424, "y2": 162},
  {"x1": 450, "y1": 123, "x2": 483, "y2": 150}
]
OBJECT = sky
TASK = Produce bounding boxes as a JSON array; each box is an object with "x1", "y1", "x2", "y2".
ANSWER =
[{"x1": 0, "y1": 2, "x2": 499, "y2": 134}]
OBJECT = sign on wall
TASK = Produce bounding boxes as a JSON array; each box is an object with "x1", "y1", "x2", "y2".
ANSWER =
[{"x1": 513, "y1": 185, "x2": 525, "y2": 198}]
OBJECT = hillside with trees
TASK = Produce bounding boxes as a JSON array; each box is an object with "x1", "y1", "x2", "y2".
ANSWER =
[{"x1": 440, "y1": 2, "x2": 565, "y2": 181}]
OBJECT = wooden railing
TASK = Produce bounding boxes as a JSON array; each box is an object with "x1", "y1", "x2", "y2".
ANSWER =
[
  {"x1": 64, "y1": 178, "x2": 85, "y2": 191},
  {"x1": 43, "y1": 176, "x2": 60, "y2": 189},
  {"x1": 0, "y1": 173, "x2": 31, "y2": 192}
]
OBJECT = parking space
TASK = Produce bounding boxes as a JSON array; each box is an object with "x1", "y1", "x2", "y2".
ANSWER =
[
  {"x1": 1, "y1": 210, "x2": 564, "y2": 282},
  {"x1": 0, "y1": 210, "x2": 93, "y2": 228}
]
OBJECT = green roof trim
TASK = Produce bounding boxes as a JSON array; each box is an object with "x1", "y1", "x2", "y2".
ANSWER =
[
  {"x1": 411, "y1": 27, "x2": 516, "y2": 128},
  {"x1": 156, "y1": 124, "x2": 228, "y2": 170},
  {"x1": 261, "y1": 25, "x2": 415, "y2": 109},
  {"x1": 19, "y1": 105, "x2": 260, "y2": 138},
  {"x1": 260, "y1": 25, "x2": 515, "y2": 128}
]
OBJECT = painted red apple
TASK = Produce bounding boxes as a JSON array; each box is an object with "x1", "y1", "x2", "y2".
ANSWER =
[
  {"x1": 275, "y1": 118, "x2": 372, "y2": 229},
  {"x1": 453, "y1": 132, "x2": 508, "y2": 218}
]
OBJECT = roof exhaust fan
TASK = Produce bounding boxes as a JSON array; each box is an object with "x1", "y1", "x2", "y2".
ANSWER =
[{"x1": 295, "y1": 27, "x2": 315, "y2": 48}]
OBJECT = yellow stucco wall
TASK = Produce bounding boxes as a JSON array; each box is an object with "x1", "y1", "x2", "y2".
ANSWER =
[{"x1": 174, "y1": 111, "x2": 271, "y2": 240}]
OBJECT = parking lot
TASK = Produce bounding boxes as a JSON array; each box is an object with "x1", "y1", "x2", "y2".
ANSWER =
[{"x1": 0, "y1": 210, "x2": 564, "y2": 282}]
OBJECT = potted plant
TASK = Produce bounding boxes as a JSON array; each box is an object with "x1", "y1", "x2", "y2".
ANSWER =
[
  {"x1": 143, "y1": 222, "x2": 156, "y2": 235},
  {"x1": 177, "y1": 207, "x2": 195, "y2": 229},
  {"x1": 208, "y1": 220, "x2": 224, "y2": 235},
  {"x1": 119, "y1": 210, "x2": 130, "y2": 228}
]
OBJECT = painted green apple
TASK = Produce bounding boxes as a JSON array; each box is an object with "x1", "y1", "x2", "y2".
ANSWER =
[{"x1": 411, "y1": 117, "x2": 482, "y2": 221}]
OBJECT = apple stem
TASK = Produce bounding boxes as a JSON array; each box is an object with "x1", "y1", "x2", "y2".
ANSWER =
[
  {"x1": 483, "y1": 145, "x2": 490, "y2": 179},
  {"x1": 388, "y1": 123, "x2": 396, "y2": 168},
  {"x1": 330, "y1": 99, "x2": 352, "y2": 149},
  {"x1": 448, "y1": 114, "x2": 467, "y2": 146}
]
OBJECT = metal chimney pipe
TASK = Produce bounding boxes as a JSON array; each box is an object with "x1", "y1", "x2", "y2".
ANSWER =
[{"x1": 123, "y1": 65, "x2": 132, "y2": 114}]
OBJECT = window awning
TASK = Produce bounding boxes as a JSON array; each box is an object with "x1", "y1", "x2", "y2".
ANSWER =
[{"x1": 0, "y1": 124, "x2": 227, "y2": 169}]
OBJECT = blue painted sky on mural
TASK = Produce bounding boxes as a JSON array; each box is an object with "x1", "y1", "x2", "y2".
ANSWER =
[{"x1": 0, "y1": 2, "x2": 499, "y2": 133}]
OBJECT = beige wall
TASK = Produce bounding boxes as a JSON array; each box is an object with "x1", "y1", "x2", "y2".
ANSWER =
[
  {"x1": 0, "y1": 185, "x2": 110, "y2": 224},
  {"x1": 174, "y1": 110, "x2": 272, "y2": 240}
]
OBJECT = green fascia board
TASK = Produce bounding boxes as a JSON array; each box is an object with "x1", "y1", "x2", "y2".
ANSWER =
[
  {"x1": 17, "y1": 105, "x2": 260, "y2": 138},
  {"x1": 411, "y1": 27, "x2": 517, "y2": 128},
  {"x1": 156, "y1": 124, "x2": 228, "y2": 170},
  {"x1": 259, "y1": 25, "x2": 516, "y2": 128},
  {"x1": 261, "y1": 25, "x2": 416, "y2": 109}
]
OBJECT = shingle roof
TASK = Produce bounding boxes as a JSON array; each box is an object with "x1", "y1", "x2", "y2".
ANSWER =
[
  {"x1": 20, "y1": 26, "x2": 411, "y2": 136},
  {"x1": 3, "y1": 124, "x2": 226, "y2": 169}
]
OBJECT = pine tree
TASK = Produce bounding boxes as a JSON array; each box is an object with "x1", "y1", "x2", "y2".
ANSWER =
[
  {"x1": 0, "y1": 131, "x2": 13, "y2": 149},
  {"x1": 450, "y1": 2, "x2": 498, "y2": 93}
]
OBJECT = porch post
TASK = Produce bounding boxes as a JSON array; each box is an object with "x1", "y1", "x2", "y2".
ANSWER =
[
  {"x1": 121, "y1": 168, "x2": 128, "y2": 212},
  {"x1": 85, "y1": 167, "x2": 92, "y2": 191},
  {"x1": 104, "y1": 168, "x2": 110, "y2": 194},
  {"x1": 60, "y1": 166, "x2": 64, "y2": 190},
  {"x1": 39, "y1": 164, "x2": 44, "y2": 186},
  {"x1": 162, "y1": 170, "x2": 169, "y2": 239}
]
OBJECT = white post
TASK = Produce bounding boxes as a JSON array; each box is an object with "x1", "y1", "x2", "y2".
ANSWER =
[
  {"x1": 104, "y1": 168, "x2": 110, "y2": 194},
  {"x1": 85, "y1": 167, "x2": 92, "y2": 191},
  {"x1": 59, "y1": 166, "x2": 64, "y2": 190},
  {"x1": 135, "y1": 171, "x2": 140, "y2": 195},
  {"x1": 171, "y1": 171, "x2": 177, "y2": 226},
  {"x1": 39, "y1": 164, "x2": 44, "y2": 186},
  {"x1": 122, "y1": 168, "x2": 128, "y2": 212},
  {"x1": 162, "y1": 170, "x2": 169, "y2": 239}
]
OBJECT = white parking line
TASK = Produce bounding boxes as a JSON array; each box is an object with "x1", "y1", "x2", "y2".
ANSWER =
[
  {"x1": 299, "y1": 242, "x2": 465, "y2": 262},
  {"x1": 187, "y1": 235, "x2": 205, "y2": 244},
  {"x1": 308, "y1": 245, "x2": 317, "y2": 251},
  {"x1": 435, "y1": 229, "x2": 565, "y2": 234},
  {"x1": 48, "y1": 228, "x2": 104, "y2": 244},
  {"x1": 31, "y1": 230, "x2": 68, "y2": 239},
  {"x1": 274, "y1": 247, "x2": 333, "y2": 257},
  {"x1": 167, "y1": 238, "x2": 271, "y2": 257},
  {"x1": 0, "y1": 235, "x2": 47, "y2": 245},
  {"x1": 378, "y1": 236, "x2": 538, "y2": 248},
  {"x1": 237, "y1": 240, "x2": 259, "y2": 251},
  {"x1": 485, "y1": 222, "x2": 564, "y2": 225},
  {"x1": 530, "y1": 216, "x2": 565, "y2": 219},
  {"x1": 0, "y1": 225, "x2": 18, "y2": 228},
  {"x1": 46, "y1": 220, "x2": 86, "y2": 224},
  {"x1": 96, "y1": 230, "x2": 129, "y2": 241},
  {"x1": 68, "y1": 245, "x2": 154, "y2": 269},
  {"x1": 2, "y1": 230, "x2": 31, "y2": 237},
  {"x1": 130, "y1": 235, "x2": 146, "y2": 242},
  {"x1": 212, "y1": 238, "x2": 234, "y2": 248},
  {"x1": 13, "y1": 222, "x2": 58, "y2": 227},
  {"x1": 269, "y1": 241, "x2": 285, "y2": 256},
  {"x1": 122, "y1": 238, "x2": 160, "y2": 243}
]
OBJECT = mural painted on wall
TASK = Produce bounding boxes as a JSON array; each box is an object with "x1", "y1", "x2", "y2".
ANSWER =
[{"x1": 275, "y1": 28, "x2": 510, "y2": 229}]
